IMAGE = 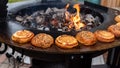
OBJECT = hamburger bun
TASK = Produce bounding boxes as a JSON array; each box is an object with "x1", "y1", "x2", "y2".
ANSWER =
[
  {"x1": 55, "y1": 35, "x2": 78, "y2": 49},
  {"x1": 11, "y1": 30, "x2": 34, "y2": 43},
  {"x1": 76, "y1": 31, "x2": 97, "y2": 46},
  {"x1": 94, "y1": 30, "x2": 115, "y2": 42},
  {"x1": 108, "y1": 24, "x2": 120, "y2": 37},
  {"x1": 116, "y1": 22, "x2": 120, "y2": 26},
  {"x1": 115, "y1": 15, "x2": 120, "y2": 22},
  {"x1": 31, "y1": 33, "x2": 54, "y2": 48}
]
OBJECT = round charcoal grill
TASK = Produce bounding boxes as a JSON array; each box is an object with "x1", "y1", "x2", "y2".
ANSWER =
[
  {"x1": 1, "y1": 0, "x2": 120, "y2": 68},
  {"x1": 8, "y1": 1, "x2": 111, "y2": 37}
]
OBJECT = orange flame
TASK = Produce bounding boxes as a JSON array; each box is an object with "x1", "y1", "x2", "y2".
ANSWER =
[
  {"x1": 65, "y1": 3, "x2": 70, "y2": 9},
  {"x1": 65, "y1": 4, "x2": 85, "y2": 30},
  {"x1": 65, "y1": 4, "x2": 70, "y2": 21}
]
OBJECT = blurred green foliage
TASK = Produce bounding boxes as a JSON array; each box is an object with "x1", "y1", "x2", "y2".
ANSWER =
[{"x1": 9, "y1": 0, "x2": 23, "y2": 3}]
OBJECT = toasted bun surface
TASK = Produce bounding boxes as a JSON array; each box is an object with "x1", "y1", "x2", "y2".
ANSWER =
[
  {"x1": 108, "y1": 24, "x2": 120, "y2": 37},
  {"x1": 11, "y1": 30, "x2": 34, "y2": 44},
  {"x1": 31, "y1": 33, "x2": 54, "y2": 48},
  {"x1": 116, "y1": 22, "x2": 120, "y2": 26},
  {"x1": 55, "y1": 35, "x2": 78, "y2": 49},
  {"x1": 115, "y1": 15, "x2": 120, "y2": 22},
  {"x1": 76, "y1": 31, "x2": 97, "y2": 46},
  {"x1": 94, "y1": 30, "x2": 115, "y2": 42}
]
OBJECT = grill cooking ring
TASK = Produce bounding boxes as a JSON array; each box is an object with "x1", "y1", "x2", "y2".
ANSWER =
[{"x1": 6, "y1": 1, "x2": 120, "y2": 56}]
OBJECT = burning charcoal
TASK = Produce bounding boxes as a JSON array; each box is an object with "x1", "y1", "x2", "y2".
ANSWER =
[
  {"x1": 52, "y1": 14, "x2": 57, "y2": 19},
  {"x1": 30, "y1": 22, "x2": 37, "y2": 28},
  {"x1": 42, "y1": 27, "x2": 47, "y2": 31},
  {"x1": 58, "y1": 23, "x2": 62, "y2": 28},
  {"x1": 62, "y1": 26, "x2": 69, "y2": 32},
  {"x1": 87, "y1": 22, "x2": 93, "y2": 26},
  {"x1": 23, "y1": 16, "x2": 33, "y2": 23},
  {"x1": 57, "y1": 12, "x2": 64, "y2": 17},
  {"x1": 45, "y1": 14, "x2": 52, "y2": 22},
  {"x1": 38, "y1": 10, "x2": 45, "y2": 14},
  {"x1": 50, "y1": 19, "x2": 58, "y2": 27},
  {"x1": 58, "y1": 28, "x2": 63, "y2": 31},
  {"x1": 81, "y1": 19, "x2": 86, "y2": 24},
  {"x1": 26, "y1": 16, "x2": 33, "y2": 20},
  {"x1": 56, "y1": 12, "x2": 65, "y2": 17},
  {"x1": 16, "y1": 16, "x2": 24, "y2": 22},
  {"x1": 14, "y1": 7, "x2": 103, "y2": 32},
  {"x1": 35, "y1": 16, "x2": 45, "y2": 24},
  {"x1": 44, "y1": 27, "x2": 50, "y2": 31},
  {"x1": 52, "y1": 7, "x2": 60, "y2": 12},
  {"x1": 52, "y1": 7, "x2": 65, "y2": 12},
  {"x1": 85, "y1": 14, "x2": 95, "y2": 23},
  {"x1": 21, "y1": 21, "x2": 31, "y2": 27},
  {"x1": 90, "y1": 16, "x2": 101, "y2": 27},
  {"x1": 58, "y1": 9, "x2": 66, "y2": 12},
  {"x1": 55, "y1": 14, "x2": 65, "y2": 23},
  {"x1": 39, "y1": 25, "x2": 45, "y2": 27},
  {"x1": 86, "y1": 26, "x2": 92, "y2": 30},
  {"x1": 24, "y1": 14, "x2": 30, "y2": 18},
  {"x1": 80, "y1": 27, "x2": 86, "y2": 31},
  {"x1": 45, "y1": 8, "x2": 53, "y2": 14},
  {"x1": 94, "y1": 16, "x2": 102, "y2": 25},
  {"x1": 37, "y1": 26, "x2": 45, "y2": 30},
  {"x1": 31, "y1": 11, "x2": 40, "y2": 17},
  {"x1": 22, "y1": 19, "x2": 28, "y2": 24}
]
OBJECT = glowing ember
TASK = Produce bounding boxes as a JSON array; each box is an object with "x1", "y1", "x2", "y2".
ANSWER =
[{"x1": 65, "y1": 4, "x2": 85, "y2": 30}]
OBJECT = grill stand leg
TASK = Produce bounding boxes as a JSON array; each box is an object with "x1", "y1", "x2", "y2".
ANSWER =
[
  {"x1": 66, "y1": 55, "x2": 92, "y2": 68},
  {"x1": 31, "y1": 55, "x2": 92, "y2": 68},
  {"x1": 107, "y1": 47, "x2": 120, "y2": 68}
]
